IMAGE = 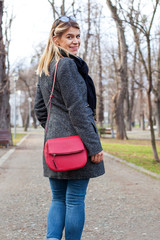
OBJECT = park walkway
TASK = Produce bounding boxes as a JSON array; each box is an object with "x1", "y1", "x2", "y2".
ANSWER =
[{"x1": 0, "y1": 130, "x2": 160, "y2": 240}]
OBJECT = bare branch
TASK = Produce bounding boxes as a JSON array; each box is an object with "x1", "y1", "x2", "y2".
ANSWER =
[
  {"x1": 82, "y1": 0, "x2": 91, "y2": 61},
  {"x1": 61, "y1": 0, "x2": 65, "y2": 15},
  {"x1": 48, "y1": 0, "x2": 59, "y2": 19},
  {"x1": 127, "y1": 8, "x2": 148, "y2": 77},
  {"x1": 148, "y1": 0, "x2": 159, "y2": 34},
  {"x1": 134, "y1": 78, "x2": 146, "y2": 90}
]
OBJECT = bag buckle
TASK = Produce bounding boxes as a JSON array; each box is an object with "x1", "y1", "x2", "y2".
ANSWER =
[{"x1": 51, "y1": 154, "x2": 58, "y2": 169}]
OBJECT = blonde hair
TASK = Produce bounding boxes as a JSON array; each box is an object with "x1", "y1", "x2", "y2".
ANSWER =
[{"x1": 37, "y1": 18, "x2": 80, "y2": 76}]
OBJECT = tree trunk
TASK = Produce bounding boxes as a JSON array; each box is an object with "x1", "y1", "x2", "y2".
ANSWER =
[
  {"x1": 142, "y1": 113, "x2": 145, "y2": 130},
  {"x1": 125, "y1": 90, "x2": 131, "y2": 131},
  {"x1": 147, "y1": 91, "x2": 159, "y2": 161},
  {"x1": 31, "y1": 109, "x2": 37, "y2": 128},
  {"x1": 156, "y1": 99, "x2": 160, "y2": 137},
  {"x1": 138, "y1": 57, "x2": 145, "y2": 130},
  {"x1": 155, "y1": 38, "x2": 160, "y2": 136},
  {"x1": 24, "y1": 115, "x2": 29, "y2": 132},
  {"x1": 0, "y1": 1, "x2": 12, "y2": 145},
  {"x1": 126, "y1": 46, "x2": 137, "y2": 131},
  {"x1": 139, "y1": 88, "x2": 145, "y2": 131},
  {"x1": 82, "y1": 0, "x2": 91, "y2": 62},
  {"x1": 106, "y1": 0, "x2": 128, "y2": 139},
  {"x1": 97, "y1": 32, "x2": 104, "y2": 126},
  {"x1": 113, "y1": 90, "x2": 127, "y2": 139},
  {"x1": 147, "y1": 35, "x2": 160, "y2": 162},
  {"x1": 140, "y1": 112, "x2": 145, "y2": 130}
]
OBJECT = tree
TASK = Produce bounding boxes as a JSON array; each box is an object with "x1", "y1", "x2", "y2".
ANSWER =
[
  {"x1": 125, "y1": 45, "x2": 137, "y2": 131},
  {"x1": 17, "y1": 63, "x2": 38, "y2": 131},
  {"x1": 48, "y1": 0, "x2": 77, "y2": 19},
  {"x1": 0, "y1": 0, "x2": 12, "y2": 144},
  {"x1": 138, "y1": 55, "x2": 145, "y2": 130},
  {"x1": 94, "y1": 8, "x2": 104, "y2": 126},
  {"x1": 126, "y1": 0, "x2": 160, "y2": 162},
  {"x1": 82, "y1": 0, "x2": 91, "y2": 62},
  {"x1": 106, "y1": 0, "x2": 128, "y2": 139},
  {"x1": 154, "y1": 36, "x2": 160, "y2": 136}
]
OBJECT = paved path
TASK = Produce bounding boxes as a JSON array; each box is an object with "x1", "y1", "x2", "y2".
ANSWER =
[{"x1": 0, "y1": 131, "x2": 160, "y2": 240}]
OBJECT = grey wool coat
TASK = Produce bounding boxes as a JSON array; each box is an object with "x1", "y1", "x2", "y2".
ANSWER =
[{"x1": 34, "y1": 57, "x2": 105, "y2": 179}]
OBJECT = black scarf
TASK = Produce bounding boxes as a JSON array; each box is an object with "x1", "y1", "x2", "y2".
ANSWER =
[{"x1": 60, "y1": 50, "x2": 97, "y2": 116}]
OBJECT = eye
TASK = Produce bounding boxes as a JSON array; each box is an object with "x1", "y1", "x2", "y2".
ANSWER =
[
  {"x1": 77, "y1": 35, "x2": 80, "y2": 39},
  {"x1": 67, "y1": 36, "x2": 72, "y2": 39}
]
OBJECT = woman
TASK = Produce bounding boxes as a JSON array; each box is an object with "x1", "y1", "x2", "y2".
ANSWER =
[{"x1": 34, "y1": 16, "x2": 105, "y2": 240}]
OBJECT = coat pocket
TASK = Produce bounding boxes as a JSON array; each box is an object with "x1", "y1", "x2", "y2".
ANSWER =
[{"x1": 91, "y1": 120, "x2": 98, "y2": 135}]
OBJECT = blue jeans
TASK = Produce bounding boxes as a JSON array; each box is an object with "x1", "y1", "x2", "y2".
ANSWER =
[{"x1": 46, "y1": 178, "x2": 89, "y2": 240}]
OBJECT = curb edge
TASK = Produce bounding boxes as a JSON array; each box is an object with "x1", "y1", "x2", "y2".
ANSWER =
[
  {"x1": 104, "y1": 152, "x2": 160, "y2": 180},
  {"x1": 0, "y1": 133, "x2": 30, "y2": 167}
]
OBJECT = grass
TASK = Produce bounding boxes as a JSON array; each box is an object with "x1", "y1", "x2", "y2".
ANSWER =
[
  {"x1": 101, "y1": 138, "x2": 160, "y2": 175},
  {"x1": 12, "y1": 133, "x2": 26, "y2": 146}
]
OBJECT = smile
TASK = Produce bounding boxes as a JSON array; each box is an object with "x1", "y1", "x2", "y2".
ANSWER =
[{"x1": 70, "y1": 47, "x2": 79, "y2": 50}]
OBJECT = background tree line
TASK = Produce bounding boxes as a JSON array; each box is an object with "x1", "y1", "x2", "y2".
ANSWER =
[{"x1": 0, "y1": 0, "x2": 160, "y2": 162}]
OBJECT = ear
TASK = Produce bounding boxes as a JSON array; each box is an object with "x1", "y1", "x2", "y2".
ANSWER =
[{"x1": 52, "y1": 36, "x2": 60, "y2": 46}]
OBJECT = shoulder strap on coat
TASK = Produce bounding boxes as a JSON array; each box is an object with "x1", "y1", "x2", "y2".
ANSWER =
[{"x1": 44, "y1": 60, "x2": 59, "y2": 142}]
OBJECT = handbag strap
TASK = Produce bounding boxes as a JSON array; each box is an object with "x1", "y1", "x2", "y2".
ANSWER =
[{"x1": 44, "y1": 60, "x2": 59, "y2": 142}]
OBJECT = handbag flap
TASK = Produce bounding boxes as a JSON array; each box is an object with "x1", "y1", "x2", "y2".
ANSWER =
[{"x1": 47, "y1": 135, "x2": 85, "y2": 155}]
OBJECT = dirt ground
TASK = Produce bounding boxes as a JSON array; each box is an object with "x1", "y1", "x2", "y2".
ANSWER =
[{"x1": 0, "y1": 131, "x2": 160, "y2": 240}]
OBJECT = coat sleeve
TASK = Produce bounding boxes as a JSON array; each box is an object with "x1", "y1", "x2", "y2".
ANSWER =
[
  {"x1": 57, "y1": 58, "x2": 103, "y2": 157},
  {"x1": 34, "y1": 81, "x2": 47, "y2": 128}
]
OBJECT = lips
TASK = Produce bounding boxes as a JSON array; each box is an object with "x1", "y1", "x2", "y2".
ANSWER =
[{"x1": 70, "y1": 46, "x2": 79, "y2": 51}]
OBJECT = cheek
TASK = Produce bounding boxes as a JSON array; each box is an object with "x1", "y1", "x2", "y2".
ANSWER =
[
  {"x1": 64, "y1": 40, "x2": 70, "y2": 47},
  {"x1": 59, "y1": 39, "x2": 68, "y2": 48}
]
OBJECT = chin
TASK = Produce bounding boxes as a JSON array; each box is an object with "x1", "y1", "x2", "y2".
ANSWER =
[{"x1": 71, "y1": 51, "x2": 78, "y2": 55}]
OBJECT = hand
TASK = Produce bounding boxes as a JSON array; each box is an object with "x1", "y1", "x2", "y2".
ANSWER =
[{"x1": 91, "y1": 151, "x2": 103, "y2": 164}]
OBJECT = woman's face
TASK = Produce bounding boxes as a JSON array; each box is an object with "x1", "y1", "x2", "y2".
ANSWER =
[{"x1": 56, "y1": 27, "x2": 80, "y2": 55}]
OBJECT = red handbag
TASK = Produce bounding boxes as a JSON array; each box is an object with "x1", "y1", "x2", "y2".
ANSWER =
[{"x1": 44, "y1": 60, "x2": 87, "y2": 172}]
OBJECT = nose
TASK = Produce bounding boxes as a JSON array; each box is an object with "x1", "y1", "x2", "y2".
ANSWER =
[{"x1": 72, "y1": 37, "x2": 79, "y2": 44}]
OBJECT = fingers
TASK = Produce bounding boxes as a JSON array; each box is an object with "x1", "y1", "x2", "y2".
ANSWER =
[
  {"x1": 91, "y1": 151, "x2": 103, "y2": 164},
  {"x1": 91, "y1": 154, "x2": 102, "y2": 163}
]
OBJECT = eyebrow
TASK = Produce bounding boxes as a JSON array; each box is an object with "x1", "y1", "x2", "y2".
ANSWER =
[{"x1": 66, "y1": 33, "x2": 80, "y2": 36}]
